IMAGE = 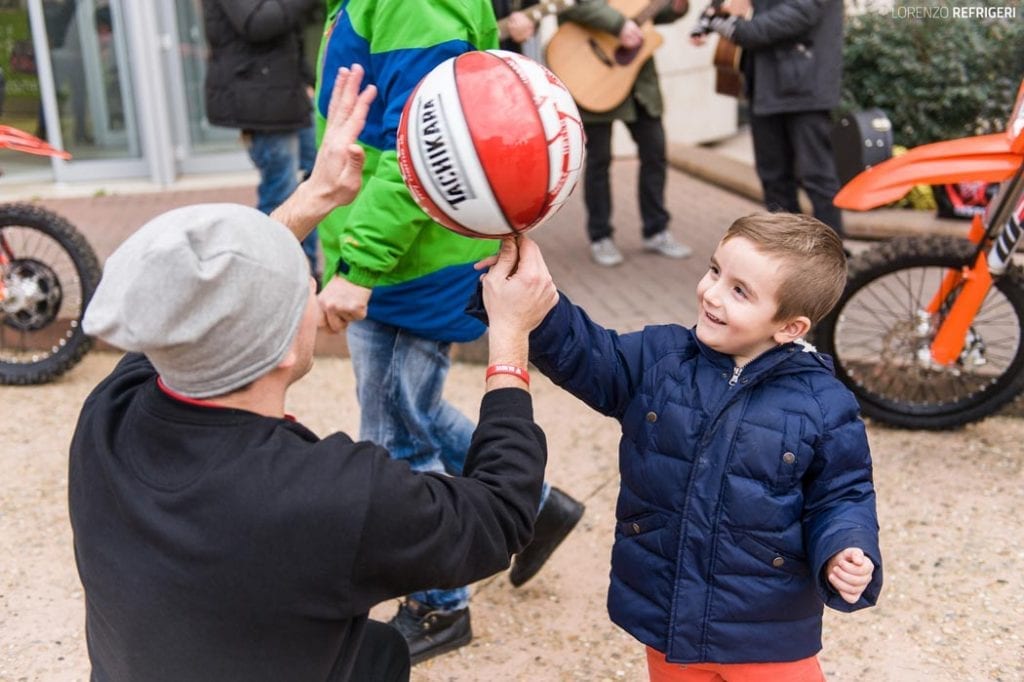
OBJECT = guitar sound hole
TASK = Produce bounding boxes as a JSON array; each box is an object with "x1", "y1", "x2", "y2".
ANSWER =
[
  {"x1": 587, "y1": 38, "x2": 614, "y2": 67},
  {"x1": 614, "y1": 45, "x2": 639, "y2": 66}
]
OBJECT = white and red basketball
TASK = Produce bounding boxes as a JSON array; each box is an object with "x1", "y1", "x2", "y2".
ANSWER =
[{"x1": 396, "y1": 50, "x2": 585, "y2": 238}]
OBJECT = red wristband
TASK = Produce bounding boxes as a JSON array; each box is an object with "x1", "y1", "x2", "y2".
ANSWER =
[{"x1": 486, "y1": 364, "x2": 530, "y2": 386}]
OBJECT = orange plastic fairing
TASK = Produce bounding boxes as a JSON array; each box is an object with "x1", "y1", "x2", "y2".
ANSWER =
[
  {"x1": 0, "y1": 125, "x2": 71, "y2": 159},
  {"x1": 834, "y1": 133, "x2": 1020, "y2": 211}
]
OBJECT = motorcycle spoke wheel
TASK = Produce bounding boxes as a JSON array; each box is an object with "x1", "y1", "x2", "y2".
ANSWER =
[
  {"x1": 816, "y1": 236, "x2": 1024, "y2": 429},
  {"x1": 0, "y1": 203, "x2": 100, "y2": 385}
]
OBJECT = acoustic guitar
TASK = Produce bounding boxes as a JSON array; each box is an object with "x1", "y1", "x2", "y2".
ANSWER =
[
  {"x1": 498, "y1": 0, "x2": 577, "y2": 41},
  {"x1": 713, "y1": 35, "x2": 743, "y2": 97},
  {"x1": 545, "y1": 0, "x2": 681, "y2": 113},
  {"x1": 693, "y1": 0, "x2": 751, "y2": 98}
]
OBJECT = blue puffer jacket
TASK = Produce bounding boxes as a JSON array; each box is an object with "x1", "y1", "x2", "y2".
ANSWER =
[{"x1": 530, "y1": 295, "x2": 883, "y2": 664}]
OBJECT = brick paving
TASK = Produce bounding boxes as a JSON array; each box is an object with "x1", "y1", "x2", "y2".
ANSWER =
[{"x1": 25, "y1": 159, "x2": 761, "y2": 357}]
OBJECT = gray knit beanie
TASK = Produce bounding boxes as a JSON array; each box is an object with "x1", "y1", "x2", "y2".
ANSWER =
[{"x1": 83, "y1": 203, "x2": 310, "y2": 398}]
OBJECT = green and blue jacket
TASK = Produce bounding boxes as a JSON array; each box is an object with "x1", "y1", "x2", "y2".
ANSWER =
[{"x1": 316, "y1": 0, "x2": 500, "y2": 342}]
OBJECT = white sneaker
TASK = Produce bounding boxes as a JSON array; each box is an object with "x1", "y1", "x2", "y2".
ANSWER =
[
  {"x1": 590, "y1": 238, "x2": 624, "y2": 267},
  {"x1": 643, "y1": 231, "x2": 692, "y2": 259}
]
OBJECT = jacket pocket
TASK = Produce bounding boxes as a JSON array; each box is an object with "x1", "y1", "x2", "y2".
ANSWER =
[
  {"x1": 617, "y1": 511, "x2": 668, "y2": 538},
  {"x1": 772, "y1": 413, "x2": 805, "y2": 491},
  {"x1": 774, "y1": 42, "x2": 814, "y2": 97},
  {"x1": 735, "y1": 532, "x2": 809, "y2": 577}
]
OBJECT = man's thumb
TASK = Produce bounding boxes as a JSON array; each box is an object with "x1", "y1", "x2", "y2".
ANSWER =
[{"x1": 492, "y1": 237, "x2": 518, "y2": 273}]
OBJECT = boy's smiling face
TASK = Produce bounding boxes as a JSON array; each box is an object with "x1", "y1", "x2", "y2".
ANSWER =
[{"x1": 695, "y1": 236, "x2": 808, "y2": 367}]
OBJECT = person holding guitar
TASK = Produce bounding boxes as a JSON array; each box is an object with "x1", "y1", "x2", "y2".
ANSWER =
[
  {"x1": 554, "y1": 0, "x2": 692, "y2": 267},
  {"x1": 494, "y1": 0, "x2": 538, "y2": 51},
  {"x1": 691, "y1": 0, "x2": 845, "y2": 234}
]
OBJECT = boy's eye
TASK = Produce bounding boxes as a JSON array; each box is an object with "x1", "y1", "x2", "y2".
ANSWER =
[
  {"x1": 708, "y1": 264, "x2": 720, "y2": 275},
  {"x1": 733, "y1": 286, "x2": 747, "y2": 299}
]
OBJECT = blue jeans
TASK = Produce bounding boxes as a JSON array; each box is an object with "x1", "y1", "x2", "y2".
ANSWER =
[
  {"x1": 246, "y1": 128, "x2": 320, "y2": 275},
  {"x1": 347, "y1": 318, "x2": 549, "y2": 612}
]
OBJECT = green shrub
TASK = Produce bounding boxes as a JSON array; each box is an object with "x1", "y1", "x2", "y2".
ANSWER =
[{"x1": 841, "y1": 0, "x2": 1024, "y2": 147}]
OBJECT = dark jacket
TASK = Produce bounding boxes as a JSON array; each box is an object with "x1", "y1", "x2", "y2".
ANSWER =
[
  {"x1": 557, "y1": 0, "x2": 687, "y2": 123},
  {"x1": 529, "y1": 295, "x2": 882, "y2": 664},
  {"x1": 730, "y1": 0, "x2": 843, "y2": 116},
  {"x1": 68, "y1": 354, "x2": 546, "y2": 681},
  {"x1": 203, "y1": 0, "x2": 315, "y2": 131}
]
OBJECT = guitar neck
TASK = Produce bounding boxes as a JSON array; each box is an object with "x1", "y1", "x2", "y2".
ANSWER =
[
  {"x1": 498, "y1": 0, "x2": 576, "y2": 39},
  {"x1": 522, "y1": 0, "x2": 572, "y2": 24},
  {"x1": 634, "y1": 0, "x2": 675, "y2": 25}
]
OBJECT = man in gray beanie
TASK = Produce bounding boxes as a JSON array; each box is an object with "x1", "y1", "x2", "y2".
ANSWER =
[{"x1": 68, "y1": 65, "x2": 556, "y2": 682}]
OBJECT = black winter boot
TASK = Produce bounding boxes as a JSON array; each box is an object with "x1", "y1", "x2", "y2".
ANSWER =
[
  {"x1": 386, "y1": 598, "x2": 472, "y2": 665},
  {"x1": 509, "y1": 486, "x2": 585, "y2": 587}
]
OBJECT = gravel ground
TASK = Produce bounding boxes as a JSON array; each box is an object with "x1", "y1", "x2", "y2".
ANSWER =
[{"x1": 2, "y1": 351, "x2": 1022, "y2": 681}]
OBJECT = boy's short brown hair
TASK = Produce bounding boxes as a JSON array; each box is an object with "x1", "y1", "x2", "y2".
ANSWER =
[{"x1": 722, "y1": 213, "x2": 847, "y2": 326}]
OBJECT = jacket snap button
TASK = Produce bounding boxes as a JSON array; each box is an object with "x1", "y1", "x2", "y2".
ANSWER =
[
  {"x1": 772, "y1": 556, "x2": 785, "y2": 568},
  {"x1": 646, "y1": 411, "x2": 657, "y2": 423},
  {"x1": 632, "y1": 522, "x2": 641, "y2": 534},
  {"x1": 782, "y1": 451, "x2": 796, "y2": 464}
]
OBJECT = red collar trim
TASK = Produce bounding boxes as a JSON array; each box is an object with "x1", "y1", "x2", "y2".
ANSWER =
[
  {"x1": 156, "y1": 376, "x2": 222, "y2": 408},
  {"x1": 156, "y1": 376, "x2": 297, "y2": 421}
]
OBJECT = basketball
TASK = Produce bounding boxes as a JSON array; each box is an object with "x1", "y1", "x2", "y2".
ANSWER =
[{"x1": 397, "y1": 50, "x2": 585, "y2": 239}]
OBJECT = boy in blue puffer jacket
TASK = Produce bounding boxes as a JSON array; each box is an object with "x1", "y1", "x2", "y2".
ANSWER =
[{"x1": 475, "y1": 213, "x2": 882, "y2": 680}]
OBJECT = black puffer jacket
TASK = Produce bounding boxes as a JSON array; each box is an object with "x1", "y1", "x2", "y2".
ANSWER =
[
  {"x1": 203, "y1": 0, "x2": 316, "y2": 131},
  {"x1": 730, "y1": 0, "x2": 843, "y2": 116}
]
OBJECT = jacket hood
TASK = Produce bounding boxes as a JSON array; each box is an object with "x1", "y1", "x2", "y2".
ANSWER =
[{"x1": 689, "y1": 327, "x2": 835, "y2": 378}]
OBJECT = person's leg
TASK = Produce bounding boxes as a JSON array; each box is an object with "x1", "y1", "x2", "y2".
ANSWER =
[
  {"x1": 346, "y1": 319, "x2": 472, "y2": 663},
  {"x1": 583, "y1": 121, "x2": 615, "y2": 243},
  {"x1": 245, "y1": 130, "x2": 300, "y2": 216},
  {"x1": 750, "y1": 112, "x2": 800, "y2": 214},
  {"x1": 626, "y1": 112, "x2": 669, "y2": 239},
  {"x1": 626, "y1": 111, "x2": 691, "y2": 258},
  {"x1": 787, "y1": 110, "x2": 844, "y2": 234},
  {"x1": 348, "y1": 620, "x2": 411, "y2": 682}
]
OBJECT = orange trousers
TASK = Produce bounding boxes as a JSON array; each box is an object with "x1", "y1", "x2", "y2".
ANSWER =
[{"x1": 646, "y1": 647, "x2": 826, "y2": 682}]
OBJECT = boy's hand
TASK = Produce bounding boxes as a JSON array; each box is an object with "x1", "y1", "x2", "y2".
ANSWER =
[
  {"x1": 826, "y1": 547, "x2": 874, "y2": 604},
  {"x1": 317, "y1": 276, "x2": 372, "y2": 333},
  {"x1": 477, "y1": 236, "x2": 558, "y2": 337}
]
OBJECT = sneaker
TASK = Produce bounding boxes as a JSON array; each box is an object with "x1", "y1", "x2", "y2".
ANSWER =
[
  {"x1": 590, "y1": 238, "x2": 624, "y2": 267},
  {"x1": 643, "y1": 231, "x2": 692, "y2": 259},
  {"x1": 509, "y1": 487, "x2": 585, "y2": 587},
  {"x1": 387, "y1": 599, "x2": 472, "y2": 665}
]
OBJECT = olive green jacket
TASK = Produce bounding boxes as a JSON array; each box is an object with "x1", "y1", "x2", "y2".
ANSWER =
[{"x1": 556, "y1": 0, "x2": 687, "y2": 123}]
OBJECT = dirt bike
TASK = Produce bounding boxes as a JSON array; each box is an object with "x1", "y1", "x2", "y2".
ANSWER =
[
  {"x1": 1, "y1": 125, "x2": 101, "y2": 384},
  {"x1": 814, "y1": 78, "x2": 1024, "y2": 429}
]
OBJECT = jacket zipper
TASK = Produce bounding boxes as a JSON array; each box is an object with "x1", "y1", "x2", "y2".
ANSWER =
[{"x1": 728, "y1": 365, "x2": 743, "y2": 386}]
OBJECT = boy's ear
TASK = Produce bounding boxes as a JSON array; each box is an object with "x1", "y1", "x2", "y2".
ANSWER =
[{"x1": 773, "y1": 316, "x2": 811, "y2": 344}]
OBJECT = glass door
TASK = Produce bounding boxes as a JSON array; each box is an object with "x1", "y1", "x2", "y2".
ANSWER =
[
  {"x1": 157, "y1": 0, "x2": 245, "y2": 176},
  {"x1": 38, "y1": 0, "x2": 146, "y2": 179},
  {"x1": 0, "y1": 0, "x2": 52, "y2": 182}
]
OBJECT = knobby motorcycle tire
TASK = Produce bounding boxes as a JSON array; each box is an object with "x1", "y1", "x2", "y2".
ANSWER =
[
  {"x1": 814, "y1": 236, "x2": 1024, "y2": 430},
  {"x1": 0, "y1": 202, "x2": 100, "y2": 385}
]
